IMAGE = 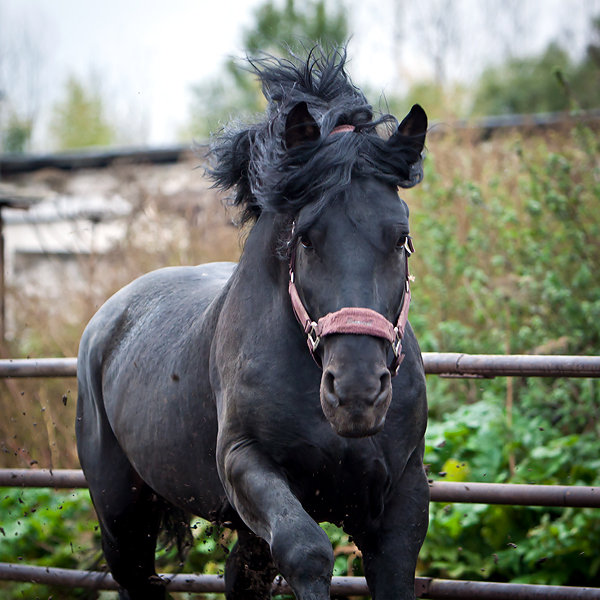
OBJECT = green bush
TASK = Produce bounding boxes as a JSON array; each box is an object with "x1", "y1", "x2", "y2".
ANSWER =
[
  {"x1": 422, "y1": 397, "x2": 600, "y2": 584},
  {"x1": 0, "y1": 487, "x2": 101, "y2": 599},
  {"x1": 0, "y1": 489, "x2": 356, "y2": 599},
  {"x1": 410, "y1": 123, "x2": 600, "y2": 585}
]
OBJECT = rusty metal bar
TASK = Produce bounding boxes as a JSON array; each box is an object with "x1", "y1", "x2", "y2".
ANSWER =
[
  {"x1": 419, "y1": 577, "x2": 600, "y2": 599},
  {"x1": 0, "y1": 562, "x2": 120, "y2": 590},
  {"x1": 2, "y1": 354, "x2": 600, "y2": 379},
  {"x1": 423, "y1": 353, "x2": 600, "y2": 378},
  {"x1": 0, "y1": 144, "x2": 191, "y2": 176},
  {"x1": 429, "y1": 481, "x2": 600, "y2": 507},
  {"x1": 0, "y1": 468, "x2": 86, "y2": 488},
  {"x1": 2, "y1": 469, "x2": 600, "y2": 508},
  {"x1": 0, "y1": 357, "x2": 77, "y2": 378},
  {"x1": 1, "y1": 562, "x2": 599, "y2": 598}
]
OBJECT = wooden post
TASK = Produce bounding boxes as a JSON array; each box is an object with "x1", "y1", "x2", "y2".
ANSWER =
[{"x1": 0, "y1": 207, "x2": 4, "y2": 341}]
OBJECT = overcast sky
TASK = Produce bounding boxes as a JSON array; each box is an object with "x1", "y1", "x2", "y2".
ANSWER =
[{"x1": 2, "y1": 0, "x2": 599, "y2": 149}]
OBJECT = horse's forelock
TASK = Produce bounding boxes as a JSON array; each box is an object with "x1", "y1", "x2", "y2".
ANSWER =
[{"x1": 208, "y1": 46, "x2": 422, "y2": 227}]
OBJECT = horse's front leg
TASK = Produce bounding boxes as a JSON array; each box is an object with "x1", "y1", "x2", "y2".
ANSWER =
[
  {"x1": 218, "y1": 435, "x2": 333, "y2": 600},
  {"x1": 352, "y1": 445, "x2": 430, "y2": 600}
]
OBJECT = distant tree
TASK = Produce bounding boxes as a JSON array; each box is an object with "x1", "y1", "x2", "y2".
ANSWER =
[
  {"x1": 390, "y1": 80, "x2": 469, "y2": 122},
  {"x1": 472, "y1": 22, "x2": 600, "y2": 117},
  {"x1": 2, "y1": 112, "x2": 32, "y2": 153},
  {"x1": 0, "y1": 5, "x2": 46, "y2": 152},
  {"x1": 50, "y1": 76, "x2": 115, "y2": 150},
  {"x1": 184, "y1": 0, "x2": 348, "y2": 140},
  {"x1": 567, "y1": 15, "x2": 600, "y2": 110},
  {"x1": 186, "y1": 59, "x2": 267, "y2": 142},
  {"x1": 586, "y1": 15, "x2": 600, "y2": 66},
  {"x1": 244, "y1": 0, "x2": 347, "y2": 55}
]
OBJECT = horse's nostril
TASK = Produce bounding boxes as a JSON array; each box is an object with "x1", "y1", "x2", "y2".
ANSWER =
[
  {"x1": 322, "y1": 370, "x2": 339, "y2": 408},
  {"x1": 322, "y1": 368, "x2": 391, "y2": 408},
  {"x1": 380, "y1": 370, "x2": 391, "y2": 393},
  {"x1": 375, "y1": 370, "x2": 392, "y2": 407}
]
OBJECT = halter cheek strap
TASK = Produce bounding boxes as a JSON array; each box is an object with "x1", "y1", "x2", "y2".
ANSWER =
[{"x1": 288, "y1": 245, "x2": 412, "y2": 377}]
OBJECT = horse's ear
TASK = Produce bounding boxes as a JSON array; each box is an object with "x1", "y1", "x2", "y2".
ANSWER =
[
  {"x1": 285, "y1": 102, "x2": 320, "y2": 149},
  {"x1": 397, "y1": 104, "x2": 428, "y2": 148},
  {"x1": 389, "y1": 104, "x2": 428, "y2": 188}
]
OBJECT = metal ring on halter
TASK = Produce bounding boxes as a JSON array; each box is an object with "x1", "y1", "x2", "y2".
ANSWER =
[
  {"x1": 392, "y1": 327, "x2": 402, "y2": 358},
  {"x1": 307, "y1": 322, "x2": 320, "y2": 352}
]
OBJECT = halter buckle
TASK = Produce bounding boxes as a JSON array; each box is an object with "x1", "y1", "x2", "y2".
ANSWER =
[
  {"x1": 307, "y1": 321, "x2": 320, "y2": 352},
  {"x1": 392, "y1": 326, "x2": 402, "y2": 358}
]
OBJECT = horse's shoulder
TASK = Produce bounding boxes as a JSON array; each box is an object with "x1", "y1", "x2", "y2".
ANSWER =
[
  {"x1": 100, "y1": 261, "x2": 235, "y2": 309},
  {"x1": 79, "y1": 262, "x2": 237, "y2": 360},
  {"x1": 122, "y1": 261, "x2": 237, "y2": 295}
]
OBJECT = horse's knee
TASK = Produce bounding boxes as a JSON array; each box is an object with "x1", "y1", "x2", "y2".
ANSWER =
[{"x1": 270, "y1": 519, "x2": 333, "y2": 584}]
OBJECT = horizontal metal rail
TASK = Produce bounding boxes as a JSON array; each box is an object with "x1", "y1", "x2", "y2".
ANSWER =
[
  {"x1": 0, "y1": 357, "x2": 77, "y2": 378},
  {"x1": 1, "y1": 469, "x2": 599, "y2": 508},
  {"x1": 441, "y1": 108, "x2": 600, "y2": 134},
  {"x1": 0, "y1": 144, "x2": 192, "y2": 176},
  {"x1": 429, "y1": 481, "x2": 600, "y2": 507},
  {"x1": 1, "y1": 562, "x2": 599, "y2": 599},
  {"x1": 0, "y1": 468, "x2": 86, "y2": 488},
  {"x1": 423, "y1": 353, "x2": 600, "y2": 378},
  {"x1": 2, "y1": 354, "x2": 600, "y2": 379}
]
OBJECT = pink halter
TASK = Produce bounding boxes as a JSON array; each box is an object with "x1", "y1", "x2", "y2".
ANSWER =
[
  {"x1": 288, "y1": 237, "x2": 413, "y2": 377},
  {"x1": 287, "y1": 123, "x2": 412, "y2": 375},
  {"x1": 330, "y1": 124, "x2": 356, "y2": 135}
]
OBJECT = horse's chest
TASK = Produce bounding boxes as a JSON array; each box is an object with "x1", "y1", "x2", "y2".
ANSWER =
[{"x1": 278, "y1": 436, "x2": 393, "y2": 524}]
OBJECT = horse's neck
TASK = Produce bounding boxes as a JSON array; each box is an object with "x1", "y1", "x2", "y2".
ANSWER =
[
  {"x1": 224, "y1": 213, "x2": 293, "y2": 329},
  {"x1": 237, "y1": 212, "x2": 288, "y2": 286}
]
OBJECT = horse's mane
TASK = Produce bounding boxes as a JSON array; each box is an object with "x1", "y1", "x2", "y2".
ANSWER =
[{"x1": 208, "y1": 46, "x2": 424, "y2": 225}]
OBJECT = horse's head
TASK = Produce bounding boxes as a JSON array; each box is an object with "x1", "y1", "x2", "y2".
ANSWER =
[
  {"x1": 209, "y1": 48, "x2": 427, "y2": 437},
  {"x1": 287, "y1": 103, "x2": 427, "y2": 437}
]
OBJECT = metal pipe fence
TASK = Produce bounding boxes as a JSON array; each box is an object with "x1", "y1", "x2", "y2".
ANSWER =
[
  {"x1": 1, "y1": 353, "x2": 599, "y2": 599},
  {"x1": 2, "y1": 562, "x2": 600, "y2": 599},
  {"x1": 2, "y1": 353, "x2": 600, "y2": 378},
  {"x1": 1, "y1": 468, "x2": 599, "y2": 508}
]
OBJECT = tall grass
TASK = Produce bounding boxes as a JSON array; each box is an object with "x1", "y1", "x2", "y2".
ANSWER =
[{"x1": 1, "y1": 161, "x2": 242, "y2": 469}]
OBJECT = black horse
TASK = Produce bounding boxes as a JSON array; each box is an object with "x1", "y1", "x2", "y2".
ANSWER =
[{"x1": 76, "y1": 47, "x2": 428, "y2": 600}]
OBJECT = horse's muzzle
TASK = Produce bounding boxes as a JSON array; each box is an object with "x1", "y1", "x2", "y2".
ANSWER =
[{"x1": 319, "y1": 337, "x2": 393, "y2": 437}]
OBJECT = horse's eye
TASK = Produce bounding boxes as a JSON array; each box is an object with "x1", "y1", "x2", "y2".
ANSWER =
[
  {"x1": 396, "y1": 235, "x2": 414, "y2": 254},
  {"x1": 300, "y1": 234, "x2": 313, "y2": 250},
  {"x1": 395, "y1": 235, "x2": 407, "y2": 249}
]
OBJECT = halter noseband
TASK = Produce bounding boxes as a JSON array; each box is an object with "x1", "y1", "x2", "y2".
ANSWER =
[{"x1": 288, "y1": 235, "x2": 413, "y2": 377}]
